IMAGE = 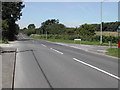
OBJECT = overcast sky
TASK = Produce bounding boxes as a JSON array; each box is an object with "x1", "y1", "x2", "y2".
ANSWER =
[{"x1": 17, "y1": 2, "x2": 118, "y2": 29}]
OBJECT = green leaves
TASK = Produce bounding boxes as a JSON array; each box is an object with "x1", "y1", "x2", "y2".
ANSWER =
[
  {"x1": 2, "y1": 2, "x2": 25, "y2": 41},
  {"x1": 41, "y1": 19, "x2": 60, "y2": 34},
  {"x1": 76, "y1": 24, "x2": 95, "y2": 36},
  {"x1": 2, "y1": 2, "x2": 25, "y2": 22},
  {"x1": 28, "y1": 24, "x2": 36, "y2": 29},
  {"x1": 47, "y1": 24, "x2": 66, "y2": 34}
]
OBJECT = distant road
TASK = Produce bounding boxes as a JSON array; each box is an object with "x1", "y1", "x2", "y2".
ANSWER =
[{"x1": 14, "y1": 34, "x2": 119, "y2": 88}]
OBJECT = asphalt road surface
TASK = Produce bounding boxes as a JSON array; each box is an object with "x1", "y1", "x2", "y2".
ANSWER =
[{"x1": 14, "y1": 34, "x2": 119, "y2": 88}]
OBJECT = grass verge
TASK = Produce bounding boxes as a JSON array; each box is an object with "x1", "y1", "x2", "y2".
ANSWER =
[
  {"x1": 106, "y1": 48, "x2": 120, "y2": 58},
  {"x1": 0, "y1": 40, "x2": 8, "y2": 44},
  {"x1": 30, "y1": 36, "x2": 118, "y2": 46}
]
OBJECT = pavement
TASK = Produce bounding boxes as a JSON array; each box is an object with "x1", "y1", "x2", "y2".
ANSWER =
[{"x1": 1, "y1": 47, "x2": 16, "y2": 88}]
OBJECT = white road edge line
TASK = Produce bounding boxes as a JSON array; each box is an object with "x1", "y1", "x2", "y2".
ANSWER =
[
  {"x1": 73, "y1": 58, "x2": 120, "y2": 80},
  {"x1": 41, "y1": 44, "x2": 47, "y2": 47},
  {"x1": 50, "y1": 48, "x2": 63, "y2": 55}
]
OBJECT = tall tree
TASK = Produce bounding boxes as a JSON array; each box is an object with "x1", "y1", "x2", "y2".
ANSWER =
[
  {"x1": 41, "y1": 19, "x2": 59, "y2": 34},
  {"x1": 2, "y1": 2, "x2": 25, "y2": 41},
  {"x1": 47, "y1": 24, "x2": 66, "y2": 34},
  {"x1": 28, "y1": 24, "x2": 36, "y2": 29}
]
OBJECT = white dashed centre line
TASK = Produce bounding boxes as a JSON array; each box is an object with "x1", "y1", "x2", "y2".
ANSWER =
[
  {"x1": 73, "y1": 58, "x2": 120, "y2": 80},
  {"x1": 50, "y1": 48, "x2": 63, "y2": 55},
  {"x1": 41, "y1": 44, "x2": 47, "y2": 47}
]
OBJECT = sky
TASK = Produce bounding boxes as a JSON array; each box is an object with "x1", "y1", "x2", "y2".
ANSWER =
[{"x1": 17, "y1": 2, "x2": 118, "y2": 29}]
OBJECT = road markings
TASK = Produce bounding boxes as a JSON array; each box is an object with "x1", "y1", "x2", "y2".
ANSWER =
[
  {"x1": 70, "y1": 46, "x2": 88, "y2": 51},
  {"x1": 41, "y1": 44, "x2": 47, "y2": 47},
  {"x1": 97, "y1": 50, "x2": 108, "y2": 53},
  {"x1": 50, "y1": 48, "x2": 63, "y2": 55},
  {"x1": 56, "y1": 43, "x2": 69, "y2": 46},
  {"x1": 73, "y1": 58, "x2": 120, "y2": 80}
]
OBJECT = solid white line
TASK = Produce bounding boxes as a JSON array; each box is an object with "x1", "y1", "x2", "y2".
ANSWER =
[
  {"x1": 41, "y1": 44, "x2": 47, "y2": 47},
  {"x1": 50, "y1": 48, "x2": 63, "y2": 55},
  {"x1": 73, "y1": 58, "x2": 120, "y2": 80}
]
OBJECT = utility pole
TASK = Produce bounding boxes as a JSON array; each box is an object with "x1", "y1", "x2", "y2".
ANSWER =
[{"x1": 100, "y1": 1, "x2": 103, "y2": 44}]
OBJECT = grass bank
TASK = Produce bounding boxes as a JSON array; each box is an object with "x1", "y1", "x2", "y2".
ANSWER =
[
  {"x1": 106, "y1": 48, "x2": 120, "y2": 58},
  {"x1": 0, "y1": 40, "x2": 8, "y2": 44},
  {"x1": 0, "y1": 40, "x2": 3, "y2": 44},
  {"x1": 30, "y1": 36, "x2": 118, "y2": 46}
]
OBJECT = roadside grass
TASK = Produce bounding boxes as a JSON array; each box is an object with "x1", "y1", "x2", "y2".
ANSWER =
[
  {"x1": 30, "y1": 36, "x2": 118, "y2": 46},
  {"x1": 0, "y1": 40, "x2": 3, "y2": 44},
  {"x1": 0, "y1": 40, "x2": 8, "y2": 44},
  {"x1": 106, "y1": 48, "x2": 120, "y2": 58}
]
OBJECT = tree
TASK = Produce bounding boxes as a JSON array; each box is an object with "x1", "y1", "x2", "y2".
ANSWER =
[
  {"x1": 47, "y1": 24, "x2": 66, "y2": 34},
  {"x1": 28, "y1": 24, "x2": 35, "y2": 29},
  {"x1": 77, "y1": 24, "x2": 95, "y2": 36},
  {"x1": 2, "y1": 2, "x2": 25, "y2": 41},
  {"x1": 41, "y1": 19, "x2": 59, "y2": 34}
]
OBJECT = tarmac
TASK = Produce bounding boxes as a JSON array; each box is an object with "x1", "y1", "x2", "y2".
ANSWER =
[{"x1": 0, "y1": 41, "x2": 118, "y2": 89}]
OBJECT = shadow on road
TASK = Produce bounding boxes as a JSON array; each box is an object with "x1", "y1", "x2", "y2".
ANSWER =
[{"x1": 17, "y1": 49, "x2": 36, "y2": 53}]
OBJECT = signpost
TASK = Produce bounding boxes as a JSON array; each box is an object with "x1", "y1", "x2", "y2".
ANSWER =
[{"x1": 74, "y1": 39, "x2": 81, "y2": 44}]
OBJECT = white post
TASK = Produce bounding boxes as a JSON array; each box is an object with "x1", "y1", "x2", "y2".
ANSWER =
[
  {"x1": 109, "y1": 41, "x2": 111, "y2": 48},
  {"x1": 46, "y1": 31, "x2": 47, "y2": 39}
]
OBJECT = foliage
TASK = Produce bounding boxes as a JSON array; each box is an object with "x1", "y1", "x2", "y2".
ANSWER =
[
  {"x1": 22, "y1": 18, "x2": 120, "y2": 45},
  {"x1": 30, "y1": 35, "x2": 118, "y2": 46},
  {"x1": 76, "y1": 24, "x2": 96, "y2": 36},
  {"x1": 2, "y1": 2, "x2": 24, "y2": 41},
  {"x1": 95, "y1": 22, "x2": 120, "y2": 32},
  {"x1": 65, "y1": 28, "x2": 77, "y2": 35},
  {"x1": 47, "y1": 24, "x2": 66, "y2": 34},
  {"x1": 30, "y1": 34, "x2": 120, "y2": 44},
  {"x1": 41, "y1": 19, "x2": 59, "y2": 34},
  {"x1": 28, "y1": 24, "x2": 35, "y2": 29},
  {"x1": 22, "y1": 28, "x2": 36, "y2": 36}
]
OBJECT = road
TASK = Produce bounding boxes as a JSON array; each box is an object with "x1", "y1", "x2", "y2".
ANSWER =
[{"x1": 14, "y1": 34, "x2": 119, "y2": 88}]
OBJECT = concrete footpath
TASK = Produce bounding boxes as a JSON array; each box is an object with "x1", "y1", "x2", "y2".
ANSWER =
[{"x1": 2, "y1": 47, "x2": 16, "y2": 88}]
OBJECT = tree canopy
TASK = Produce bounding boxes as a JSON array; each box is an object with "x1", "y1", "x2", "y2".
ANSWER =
[
  {"x1": 47, "y1": 24, "x2": 66, "y2": 34},
  {"x1": 28, "y1": 24, "x2": 36, "y2": 29},
  {"x1": 2, "y1": 2, "x2": 25, "y2": 41},
  {"x1": 41, "y1": 19, "x2": 59, "y2": 34}
]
